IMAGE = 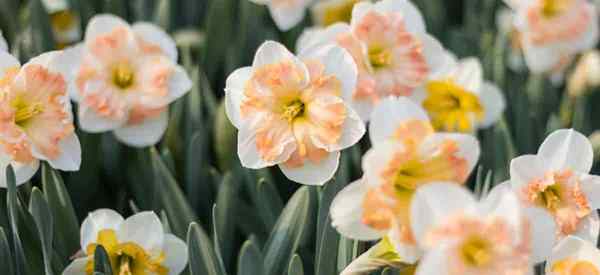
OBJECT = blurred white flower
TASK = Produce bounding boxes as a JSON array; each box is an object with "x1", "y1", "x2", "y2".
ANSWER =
[
  {"x1": 0, "y1": 50, "x2": 81, "y2": 187},
  {"x1": 410, "y1": 183, "x2": 534, "y2": 275},
  {"x1": 330, "y1": 97, "x2": 479, "y2": 265},
  {"x1": 503, "y1": 0, "x2": 598, "y2": 74},
  {"x1": 65, "y1": 14, "x2": 192, "y2": 147},
  {"x1": 546, "y1": 235, "x2": 600, "y2": 275},
  {"x1": 0, "y1": 32, "x2": 7, "y2": 51},
  {"x1": 567, "y1": 50, "x2": 600, "y2": 97},
  {"x1": 297, "y1": 0, "x2": 447, "y2": 120},
  {"x1": 225, "y1": 40, "x2": 365, "y2": 185},
  {"x1": 311, "y1": 0, "x2": 364, "y2": 26},
  {"x1": 508, "y1": 129, "x2": 600, "y2": 256},
  {"x1": 62, "y1": 209, "x2": 188, "y2": 275},
  {"x1": 50, "y1": 10, "x2": 82, "y2": 48},
  {"x1": 249, "y1": 0, "x2": 313, "y2": 31},
  {"x1": 411, "y1": 54, "x2": 506, "y2": 133}
]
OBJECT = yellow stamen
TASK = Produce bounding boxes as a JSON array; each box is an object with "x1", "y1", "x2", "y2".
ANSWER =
[
  {"x1": 537, "y1": 184, "x2": 563, "y2": 211},
  {"x1": 281, "y1": 99, "x2": 305, "y2": 123},
  {"x1": 320, "y1": 0, "x2": 361, "y2": 26},
  {"x1": 51, "y1": 10, "x2": 77, "y2": 31},
  {"x1": 423, "y1": 80, "x2": 484, "y2": 132},
  {"x1": 112, "y1": 63, "x2": 135, "y2": 90},
  {"x1": 368, "y1": 45, "x2": 393, "y2": 70},
  {"x1": 460, "y1": 235, "x2": 492, "y2": 267},
  {"x1": 118, "y1": 255, "x2": 133, "y2": 275},
  {"x1": 542, "y1": 0, "x2": 571, "y2": 18},
  {"x1": 11, "y1": 97, "x2": 44, "y2": 126}
]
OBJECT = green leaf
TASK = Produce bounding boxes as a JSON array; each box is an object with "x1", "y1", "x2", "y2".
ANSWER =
[
  {"x1": 28, "y1": 188, "x2": 54, "y2": 275},
  {"x1": 0, "y1": 227, "x2": 14, "y2": 275},
  {"x1": 42, "y1": 164, "x2": 80, "y2": 264},
  {"x1": 187, "y1": 222, "x2": 227, "y2": 275},
  {"x1": 93, "y1": 245, "x2": 113, "y2": 275},
  {"x1": 214, "y1": 173, "x2": 239, "y2": 268},
  {"x1": 214, "y1": 100, "x2": 237, "y2": 171},
  {"x1": 263, "y1": 187, "x2": 317, "y2": 275},
  {"x1": 28, "y1": 0, "x2": 56, "y2": 55},
  {"x1": 288, "y1": 254, "x2": 304, "y2": 275},
  {"x1": 6, "y1": 165, "x2": 28, "y2": 275},
  {"x1": 237, "y1": 239, "x2": 264, "y2": 275},
  {"x1": 202, "y1": 0, "x2": 235, "y2": 80},
  {"x1": 151, "y1": 148, "x2": 198, "y2": 238}
]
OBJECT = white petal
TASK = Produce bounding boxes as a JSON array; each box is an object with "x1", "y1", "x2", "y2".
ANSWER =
[
  {"x1": 350, "y1": 98, "x2": 374, "y2": 122},
  {"x1": 419, "y1": 34, "x2": 448, "y2": 76},
  {"x1": 113, "y1": 110, "x2": 169, "y2": 147},
  {"x1": 414, "y1": 245, "x2": 451, "y2": 275},
  {"x1": 62, "y1": 257, "x2": 89, "y2": 275},
  {"x1": 478, "y1": 81, "x2": 506, "y2": 128},
  {"x1": 0, "y1": 51, "x2": 20, "y2": 79},
  {"x1": 509, "y1": 154, "x2": 546, "y2": 189},
  {"x1": 570, "y1": 3, "x2": 598, "y2": 53},
  {"x1": 0, "y1": 159, "x2": 40, "y2": 188},
  {"x1": 422, "y1": 133, "x2": 480, "y2": 175},
  {"x1": 252, "y1": 41, "x2": 309, "y2": 87},
  {"x1": 538, "y1": 129, "x2": 593, "y2": 173},
  {"x1": 410, "y1": 183, "x2": 477, "y2": 247},
  {"x1": 581, "y1": 174, "x2": 600, "y2": 210},
  {"x1": 117, "y1": 211, "x2": 164, "y2": 253},
  {"x1": 452, "y1": 57, "x2": 483, "y2": 93},
  {"x1": 297, "y1": 23, "x2": 352, "y2": 54},
  {"x1": 524, "y1": 206, "x2": 557, "y2": 263},
  {"x1": 224, "y1": 67, "x2": 252, "y2": 129},
  {"x1": 330, "y1": 179, "x2": 385, "y2": 240},
  {"x1": 374, "y1": 0, "x2": 426, "y2": 34},
  {"x1": 268, "y1": 4, "x2": 306, "y2": 31},
  {"x1": 132, "y1": 22, "x2": 178, "y2": 61},
  {"x1": 55, "y1": 45, "x2": 85, "y2": 102},
  {"x1": 546, "y1": 235, "x2": 600, "y2": 274},
  {"x1": 47, "y1": 133, "x2": 81, "y2": 171},
  {"x1": 362, "y1": 141, "x2": 403, "y2": 187},
  {"x1": 480, "y1": 186, "x2": 522, "y2": 235},
  {"x1": 300, "y1": 44, "x2": 357, "y2": 102},
  {"x1": 368, "y1": 96, "x2": 429, "y2": 144},
  {"x1": 279, "y1": 151, "x2": 340, "y2": 185},
  {"x1": 80, "y1": 209, "x2": 124, "y2": 252},
  {"x1": 350, "y1": 1, "x2": 375, "y2": 27},
  {"x1": 236, "y1": 120, "x2": 296, "y2": 169},
  {"x1": 388, "y1": 223, "x2": 422, "y2": 263},
  {"x1": 162, "y1": 234, "x2": 188, "y2": 275},
  {"x1": 167, "y1": 65, "x2": 192, "y2": 103},
  {"x1": 573, "y1": 211, "x2": 600, "y2": 245},
  {"x1": 0, "y1": 32, "x2": 7, "y2": 51},
  {"x1": 84, "y1": 14, "x2": 130, "y2": 42},
  {"x1": 332, "y1": 104, "x2": 365, "y2": 151},
  {"x1": 483, "y1": 181, "x2": 512, "y2": 207},
  {"x1": 521, "y1": 41, "x2": 562, "y2": 73},
  {"x1": 78, "y1": 103, "x2": 126, "y2": 133}
]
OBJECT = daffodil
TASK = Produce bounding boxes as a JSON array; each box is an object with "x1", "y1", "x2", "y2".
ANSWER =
[
  {"x1": 248, "y1": 0, "x2": 313, "y2": 31},
  {"x1": 297, "y1": 0, "x2": 447, "y2": 120},
  {"x1": 62, "y1": 209, "x2": 187, "y2": 275},
  {"x1": 330, "y1": 97, "x2": 479, "y2": 266},
  {"x1": 410, "y1": 183, "x2": 534, "y2": 275},
  {"x1": 225, "y1": 40, "x2": 364, "y2": 185},
  {"x1": 411, "y1": 54, "x2": 506, "y2": 133},
  {"x1": 311, "y1": 0, "x2": 365, "y2": 27},
  {"x1": 507, "y1": 129, "x2": 600, "y2": 251},
  {"x1": 0, "y1": 50, "x2": 81, "y2": 187},
  {"x1": 546, "y1": 235, "x2": 600, "y2": 275},
  {"x1": 503, "y1": 0, "x2": 598, "y2": 74},
  {"x1": 65, "y1": 14, "x2": 192, "y2": 147},
  {"x1": 50, "y1": 9, "x2": 82, "y2": 49}
]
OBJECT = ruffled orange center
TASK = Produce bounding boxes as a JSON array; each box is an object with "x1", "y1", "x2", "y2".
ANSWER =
[
  {"x1": 523, "y1": 170, "x2": 591, "y2": 235},
  {"x1": 85, "y1": 229, "x2": 167, "y2": 275},
  {"x1": 423, "y1": 80, "x2": 484, "y2": 132},
  {"x1": 552, "y1": 259, "x2": 600, "y2": 275},
  {"x1": 527, "y1": 0, "x2": 591, "y2": 45}
]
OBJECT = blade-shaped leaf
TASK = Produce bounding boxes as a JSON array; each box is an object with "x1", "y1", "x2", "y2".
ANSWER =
[
  {"x1": 187, "y1": 222, "x2": 227, "y2": 275},
  {"x1": 288, "y1": 254, "x2": 304, "y2": 275},
  {"x1": 93, "y1": 245, "x2": 113, "y2": 275},
  {"x1": 29, "y1": 188, "x2": 54, "y2": 275},
  {"x1": 0, "y1": 227, "x2": 14, "y2": 275},
  {"x1": 6, "y1": 165, "x2": 27, "y2": 275},
  {"x1": 237, "y1": 239, "x2": 264, "y2": 275}
]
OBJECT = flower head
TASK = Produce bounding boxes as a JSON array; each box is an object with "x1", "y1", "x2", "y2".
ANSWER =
[
  {"x1": 297, "y1": 0, "x2": 447, "y2": 120},
  {"x1": 249, "y1": 0, "x2": 313, "y2": 31},
  {"x1": 311, "y1": 0, "x2": 364, "y2": 27},
  {"x1": 0, "y1": 50, "x2": 81, "y2": 187},
  {"x1": 67, "y1": 14, "x2": 192, "y2": 147},
  {"x1": 411, "y1": 55, "x2": 506, "y2": 133},
  {"x1": 225, "y1": 41, "x2": 365, "y2": 185},
  {"x1": 509, "y1": 129, "x2": 600, "y2": 251},
  {"x1": 330, "y1": 97, "x2": 479, "y2": 264},
  {"x1": 410, "y1": 183, "x2": 534, "y2": 275},
  {"x1": 504, "y1": 0, "x2": 598, "y2": 73},
  {"x1": 62, "y1": 209, "x2": 187, "y2": 275},
  {"x1": 546, "y1": 235, "x2": 600, "y2": 275}
]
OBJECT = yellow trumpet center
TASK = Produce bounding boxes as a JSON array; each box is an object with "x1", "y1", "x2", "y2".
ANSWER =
[
  {"x1": 552, "y1": 259, "x2": 600, "y2": 275},
  {"x1": 112, "y1": 63, "x2": 135, "y2": 90},
  {"x1": 281, "y1": 99, "x2": 305, "y2": 123},
  {"x1": 541, "y1": 0, "x2": 570, "y2": 18},
  {"x1": 11, "y1": 96, "x2": 44, "y2": 127},
  {"x1": 460, "y1": 235, "x2": 493, "y2": 268},
  {"x1": 321, "y1": 0, "x2": 361, "y2": 26},
  {"x1": 51, "y1": 10, "x2": 77, "y2": 31},
  {"x1": 537, "y1": 183, "x2": 563, "y2": 211},
  {"x1": 85, "y1": 229, "x2": 168, "y2": 275},
  {"x1": 423, "y1": 80, "x2": 484, "y2": 132},
  {"x1": 368, "y1": 45, "x2": 393, "y2": 70}
]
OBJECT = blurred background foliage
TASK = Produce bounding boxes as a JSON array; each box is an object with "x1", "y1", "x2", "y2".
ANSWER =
[{"x1": 0, "y1": 0, "x2": 598, "y2": 274}]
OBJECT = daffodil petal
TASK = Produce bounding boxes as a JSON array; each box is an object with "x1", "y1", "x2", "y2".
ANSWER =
[
  {"x1": 62, "y1": 257, "x2": 89, "y2": 275},
  {"x1": 167, "y1": 65, "x2": 192, "y2": 103},
  {"x1": 524, "y1": 206, "x2": 557, "y2": 263},
  {"x1": 424, "y1": 133, "x2": 480, "y2": 175},
  {"x1": 573, "y1": 211, "x2": 600, "y2": 245},
  {"x1": 451, "y1": 57, "x2": 483, "y2": 93},
  {"x1": 414, "y1": 245, "x2": 451, "y2": 275},
  {"x1": 580, "y1": 174, "x2": 600, "y2": 210},
  {"x1": 300, "y1": 44, "x2": 357, "y2": 102},
  {"x1": 80, "y1": 209, "x2": 124, "y2": 252},
  {"x1": 478, "y1": 82, "x2": 506, "y2": 128},
  {"x1": 509, "y1": 154, "x2": 546, "y2": 189},
  {"x1": 0, "y1": 159, "x2": 40, "y2": 187},
  {"x1": 374, "y1": 0, "x2": 426, "y2": 34},
  {"x1": 279, "y1": 150, "x2": 339, "y2": 185},
  {"x1": 162, "y1": 234, "x2": 188, "y2": 275},
  {"x1": 113, "y1": 110, "x2": 169, "y2": 148},
  {"x1": 538, "y1": 128, "x2": 593, "y2": 173},
  {"x1": 224, "y1": 67, "x2": 252, "y2": 129},
  {"x1": 268, "y1": 3, "x2": 307, "y2": 31},
  {"x1": 132, "y1": 22, "x2": 178, "y2": 61},
  {"x1": 0, "y1": 51, "x2": 20, "y2": 78},
  {"x1": 117, "y1": 211, "x2": 164, "y2": 253},
  {"x1": 84, "y1": 14, "x2": 130, "y2": 43},
  {"x1": 368, "y1": 97, "x2": 429, "y2": 144},
  {"x1": 78, "y1": 100, "x2": 127, "y2": 133},
  {"x1": 46, "y1": 133, "x2": 81, "y2": 171}
]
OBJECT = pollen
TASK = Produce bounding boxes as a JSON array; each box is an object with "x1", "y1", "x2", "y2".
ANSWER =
[
  {"x1": 281, "y1": 99, "x2": 305, "y2": 123},
  {"x1": 537, "y1": 184, "x2": 563, "y2": 211},
  {"x1": 112, "y1": 63, "x2": 135, "y2": 90},
  {"x1": 460, "y1": 235, "x2": 493, "y2": 268},
  {"x1": 422, "y1": 80, "x2": 484, "y2": 132},
  {"x1": 368, "y1": 45, "x2": 393, "y2": 70},
  {"x1": 11, "y1": 97, "x2": 44, "y2": 127}
]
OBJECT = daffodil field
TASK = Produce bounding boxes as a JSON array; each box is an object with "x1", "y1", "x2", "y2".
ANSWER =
[{"x1": 1, "y1": 0, "x2": 600, "y2": 274}]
